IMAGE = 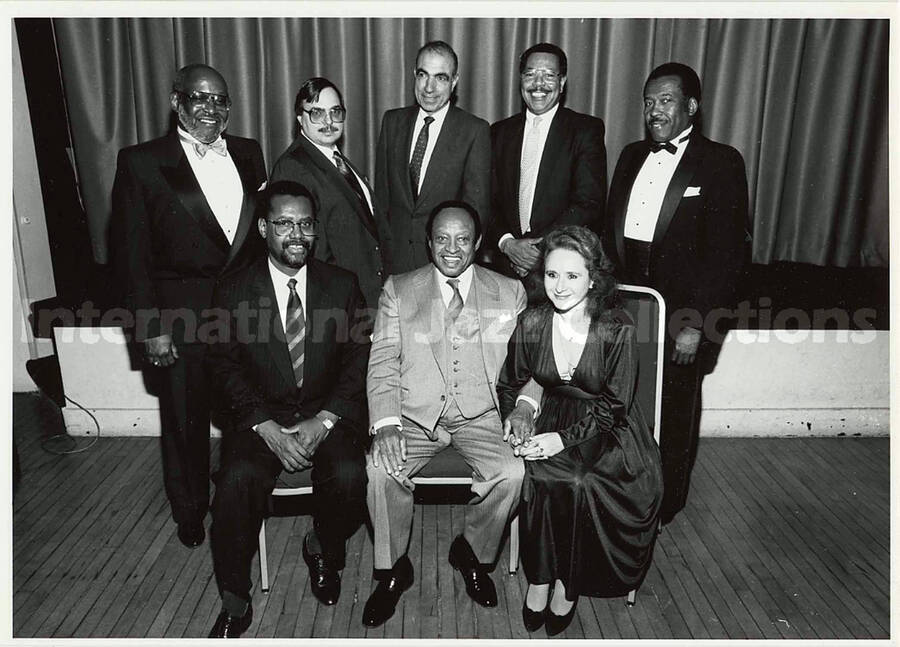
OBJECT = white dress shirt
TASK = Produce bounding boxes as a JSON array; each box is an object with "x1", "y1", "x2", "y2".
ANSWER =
[
  {"x1": 407, "y1": 102, "x2": 450, "y2": 194},
  {"x1": 303, "y1": 133, "x2": 374, "y2": 213},
  {"x1": 177, "y1": 127, "x2": 244, "y2": 244},
  {"x1": 267, "y1": 258, "x2": 307, "y2": 333},
  {"x1": 623, "y1": 125, "x2": 693, "y2": 242},
  {"x1": 498, "y1": 103, "x2": 560, "y2": 247}
]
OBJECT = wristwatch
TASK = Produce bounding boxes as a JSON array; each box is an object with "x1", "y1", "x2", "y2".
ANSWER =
[{"x1": 315, "y1": 413, "x2": 335, "y2": 430}]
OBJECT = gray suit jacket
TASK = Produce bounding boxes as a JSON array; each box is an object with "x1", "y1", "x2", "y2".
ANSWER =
[{"x1": 367, "y1": 263, "x2": 526, "y2": 437}]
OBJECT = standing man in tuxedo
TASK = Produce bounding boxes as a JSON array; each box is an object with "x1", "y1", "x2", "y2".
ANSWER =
[
  {"x1": 110, "y1": 64, "x2": 267, "y2": 548},
  {"x1": 375, "y1": 40, "x2": 490, "y2": 274},
  {"x1": 490, "y1": 43, "x2": 607, "y2": 286},
  {"x1": 271, "y1": 77, "x2": 391, "y2": 310},
  {"x1": 205, "y1": 181, "x2": 371, "y2": 637},
  {"x1": 605, "y1": 62, "x2": 749, "y2": 524},
  {"x1": 362, "y1": 201, "x2": 526, "y2": 627}
]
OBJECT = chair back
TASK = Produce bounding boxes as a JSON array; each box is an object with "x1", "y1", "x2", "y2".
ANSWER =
[{"x1": 613, "y1": 284, "x2": 665, "y2": 443}]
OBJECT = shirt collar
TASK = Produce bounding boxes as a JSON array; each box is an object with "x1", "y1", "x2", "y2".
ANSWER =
[
  {"x1": 524, "y1": 102, "x2": 560, "y2": 127},
  {"x1": 267, "y1": 256, "x2": 307, "y2": 291},
  {"x1": 417, "y1": 102, "x2": 450, "y2": 127},
  {"x1": 177, "y1": 126, "x2": 224, "y2": 147},
  {"x1": 434, "y1": 263, "x2": 475, "y2": 298},
  {"x1": 301, "y1": 132, "x2": 338, "y2": 162}
]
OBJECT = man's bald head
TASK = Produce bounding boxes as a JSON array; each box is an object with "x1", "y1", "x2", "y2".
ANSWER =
[{"x1": 169, "y1": 64, "x2": 231, "y2": 144}]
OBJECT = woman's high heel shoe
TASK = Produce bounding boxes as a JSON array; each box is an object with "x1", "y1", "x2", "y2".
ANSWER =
[
  {"x1": 522, "y1": 600, "x2": 546, "y2": 632},
  {"x1": 545, "y1": 600, "x2": 577, "y2": 636}
]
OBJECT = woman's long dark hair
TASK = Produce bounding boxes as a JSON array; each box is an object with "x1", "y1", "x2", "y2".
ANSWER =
[{"x1": 533, "y1": 225, "x2": 618, "y2": 322}]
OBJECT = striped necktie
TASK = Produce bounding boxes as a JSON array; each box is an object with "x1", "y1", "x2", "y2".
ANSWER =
[
  {"x1": 286, "y1": 278, "x2": 305, "y2": 388},
  {"x1": 446, "y1": 278, "x2": 464, "y2": 324},
  {"x1": 518, "y1": 116, "x2": 542, "y2": 234}
]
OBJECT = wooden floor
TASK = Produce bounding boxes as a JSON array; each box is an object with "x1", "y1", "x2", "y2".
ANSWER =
[{"x1": 12, "y1": 392, "x2": 891, "y2": 639}]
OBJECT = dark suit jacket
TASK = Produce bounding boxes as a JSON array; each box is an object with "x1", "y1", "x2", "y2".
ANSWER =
[
  {"x1": 206, "y1": 257, "x2": 371, "y2": 435},
  {"x1": 605, "y1": 133, "x2": 749, "y2": 338},
  {"x1": 270, "y1": 136, "x2": 391, "y2": 309},
  {"x1": 110, "y1": 131, "x2": 267, "y2": 344},
  {"x1": 489, "y1": 107, "x2": 607, "y2": 253},
  {"x1": 375, "y1": 105, "x2": 490, "y2": 274}
]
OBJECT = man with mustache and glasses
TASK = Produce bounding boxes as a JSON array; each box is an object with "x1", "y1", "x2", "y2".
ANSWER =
[
  {"x1": 605, "y1": 62, "x2": 749, "y2": 526},
  {"x1": 362, "y1": 201, "x2": 529, "y2": 628},
  {"x1": 271, "y1": 77, "x2": 391, "y2": 312},
  {"x1": 111, "y1": 64, "x2": 266, "y2": 550},
  {"x1": 205, "y1": 181, "x2": 371, "y2": 637},
  {"x1": 375, "y1": 40, "x2": 490, "y2": 275},
  {"x1": 489, "y1": 43, "x2": 607, "y2": 296}
]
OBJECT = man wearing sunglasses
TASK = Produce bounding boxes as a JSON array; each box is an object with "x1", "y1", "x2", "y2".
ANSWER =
[
  {"x1": 271, "y1": 77, "x2": 390, "y2": 312},
  {"x1": 110, "y1": 64, "x2": 266, "y2": 551}
]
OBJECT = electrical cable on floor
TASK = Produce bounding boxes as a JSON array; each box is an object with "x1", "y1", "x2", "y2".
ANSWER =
[{"x1": 40, "y1": 393, "x2": 101, "y2": 455}]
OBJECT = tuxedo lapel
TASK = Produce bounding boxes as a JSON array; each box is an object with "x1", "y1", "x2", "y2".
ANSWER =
[
  {"x1": 160, "y1": 136, "x2": 230, "y2": 254},
  {"x1": 224, "y1": 136, "x2": 261, "y2": 267},
  {"x1": 653, "y1": 136, "x2": 704, "y2": 245},
  {"x1": 614, "y1": 144, "x2": 651, "y2": 265}
]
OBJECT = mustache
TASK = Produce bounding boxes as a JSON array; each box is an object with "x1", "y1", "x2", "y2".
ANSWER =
[{"x1": 283, "y1": 238, "x2": 312, "y2": 250}]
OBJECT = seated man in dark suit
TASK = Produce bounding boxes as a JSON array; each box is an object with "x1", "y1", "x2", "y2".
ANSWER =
[
  {"x1": 205, "y1": 181, "x2": 371, "y2": 637},
  {"x1": 489, "y1": 43, "x2": 607, "y2": 288}
]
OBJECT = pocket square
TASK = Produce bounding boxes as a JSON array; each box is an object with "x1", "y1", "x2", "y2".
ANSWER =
[{"x1": 683, "y1": 186, "x2": 701, "y2": 198}]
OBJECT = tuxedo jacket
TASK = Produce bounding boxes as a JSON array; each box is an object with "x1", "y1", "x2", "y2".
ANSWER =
[
  {"x1": 206, "y1": 256, "x2": 371, "y2": 435},
  {"x1": 489, "y1": 107, "x2": 607, "y2": 250},
  {"x1": 375, "y1": 105, "x2": 490, "y2": 274},
  {"x1": 606, "y1": 133, "x2": 749, "y2": 336},
  {"x1": 367, "y1": 263, "x2": 526, "y2": 437},
  {"x1": 270, "y1": 136, "x2": 391, "y2": 310},
  {"x1": 110, "y1": 131, "x2": 267, "y2": 344}
]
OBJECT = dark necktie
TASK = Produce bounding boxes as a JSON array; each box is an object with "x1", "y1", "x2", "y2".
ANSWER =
[
  {"x1": 649, "y1": 141, "x2": 677, "y2": 155},
  {"x1": 333, "y1": 150, "x2": 373, "y2": 218},
  {"x1": 285, "y1": 278, "x2": 305, "y2": 388},
  {"x1": 409, "y1": 116, "x2": 435, "y2": 199},
  {"x1": 446, "y1": 278, "x2": 464, "y2": 324}
]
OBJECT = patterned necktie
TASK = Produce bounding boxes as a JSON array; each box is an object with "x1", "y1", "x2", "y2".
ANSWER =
[
  {"x1": 409, "y1": 115, "x2": 435, "y2": 199},
  {"x1": 285, "y1": 278, "x2": 305, "y2": 388},
  {"x1": 333, "y1": 150, "x2": 372, "y2": 218},
  {"x1": 446, "y1": 278, "x2": 464, "y2": 324},
  {"x1": 180, "y1": 135, "x2": 228, "y2": 159},
  {"x1": 518, "y1": 116, "x2": 542, "y2": 234}
]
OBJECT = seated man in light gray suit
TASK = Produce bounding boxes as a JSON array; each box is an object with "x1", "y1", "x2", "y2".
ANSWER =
[{"x1": 363, "y1": 200, "x2": 527, "y2": 627}]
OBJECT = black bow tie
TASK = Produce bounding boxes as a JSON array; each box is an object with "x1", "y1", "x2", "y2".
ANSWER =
[{"x1": 649, "y1": 141, "x2": 677, "y2": 155}]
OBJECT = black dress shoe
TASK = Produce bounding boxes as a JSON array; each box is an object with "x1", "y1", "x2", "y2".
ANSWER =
[
  {"x1": 522, "y1": 600, "x2": 546, "y2": 632},
  {"x1": 209, "y1": 604, "x2": 253, "y2": 638},
  {"x1": 545, "y1": 602, "x2": 577, "y2": 636},
  {"x1": 177, "y1": 521, "x2": 205, "y2": 548},
  {"x1": 303, "y1": 533, "x2": 340, "y2": 605},
  {"x1": 362, "y1": 556, "x2": 414, "y2": 627},
  {"x1": 448, "y1": 535, "x2": 497, "y2": 607}
]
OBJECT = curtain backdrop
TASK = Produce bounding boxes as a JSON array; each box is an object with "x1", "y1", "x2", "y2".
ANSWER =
[{"x1": 50, "y1": 17, "x2": 888, "y2": 267}]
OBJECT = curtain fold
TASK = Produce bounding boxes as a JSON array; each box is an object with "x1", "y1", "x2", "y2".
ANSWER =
[{"x1": 50, "y1": 17, "x2": 887, "y2": 267}]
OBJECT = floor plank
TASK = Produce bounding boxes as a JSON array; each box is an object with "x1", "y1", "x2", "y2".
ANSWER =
[{"x1": 11, "y1": 394, "x2": 890, "y2": 639}]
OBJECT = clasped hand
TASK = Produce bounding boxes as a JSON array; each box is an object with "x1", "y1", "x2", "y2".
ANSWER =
[
  {"x1": 256, "y1": 418, "x2": 328, "y2": 472},
  {"x1": 517, "y1": 433, "x2": 564, "y2": 461},
  {"x1": 502, "y1": 238, "x2": 542, "y2": 277}
]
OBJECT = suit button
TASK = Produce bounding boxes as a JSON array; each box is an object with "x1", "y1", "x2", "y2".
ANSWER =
[
  {"x1": 294, "y1": 412, "x2": 301, "y2": 419},
  {"x1": 377, "y1": 271, "x2": 383, "y2": 277}
]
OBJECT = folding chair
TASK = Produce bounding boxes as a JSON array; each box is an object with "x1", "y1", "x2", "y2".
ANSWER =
[{"x1": 616, "y1": 284, "x2": 665, "y2": 606}]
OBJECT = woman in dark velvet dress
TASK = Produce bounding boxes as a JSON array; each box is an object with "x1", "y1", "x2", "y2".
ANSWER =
[{"x1": 498, "y1": 226, "x2": 662, "y2": 635}]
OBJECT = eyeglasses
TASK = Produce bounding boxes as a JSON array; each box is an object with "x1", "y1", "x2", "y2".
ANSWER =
[
  {"x1": 179, "y1": 90, "x2": 231, "y2": 109},
  {"x1": 268, "y1": 219, "x2": 318, "y2": 236},
  {"x1": 301, "y1": 107, "x2": 346, "y2": 124},
  {"x1": 521, "y1": 69, "x2": 561, "y2": 84}
]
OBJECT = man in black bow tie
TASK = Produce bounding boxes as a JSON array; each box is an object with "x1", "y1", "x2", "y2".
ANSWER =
[
  {"x1": 271, "y1": 77, "x2": 391, "y2": 311},
  {"x1": 605, "y1": 62, "x2": 749, "y2": 525},
  {"x1": 110, "y1": 63, "x2": 266, "y2": 550}
]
